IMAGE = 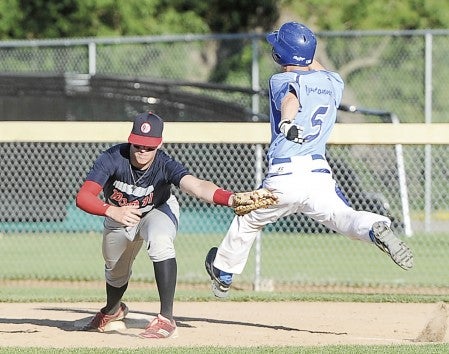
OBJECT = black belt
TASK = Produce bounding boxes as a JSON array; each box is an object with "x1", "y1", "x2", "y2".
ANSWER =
[{"x1": 272, "y1": 154, "x2": 324, "y2": 165}]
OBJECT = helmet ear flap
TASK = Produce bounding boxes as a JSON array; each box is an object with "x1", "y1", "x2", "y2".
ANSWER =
[{"x1": 271, "y1": 48, "x2": 282, "y2": 65}]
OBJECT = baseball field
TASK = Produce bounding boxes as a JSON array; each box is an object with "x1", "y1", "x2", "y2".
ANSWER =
[
  {"x1": 1, "y1": 281, "x2": 449, "y2": 353},
  {"x1": 1, "y1": 232, "x2": 449, "y2": 352}
]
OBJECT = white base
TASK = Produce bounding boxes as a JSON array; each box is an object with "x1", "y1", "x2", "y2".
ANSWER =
[{"x1": 75, "y1": 311, "x2": 154, "y2": 332}]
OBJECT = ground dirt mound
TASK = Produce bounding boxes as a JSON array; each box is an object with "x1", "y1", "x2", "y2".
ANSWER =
[{"x1": 0, "y1": 301, "x2": 447, "y2": 348}]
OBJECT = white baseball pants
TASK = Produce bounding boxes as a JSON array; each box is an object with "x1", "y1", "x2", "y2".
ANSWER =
[{"x1": 214, "y1": 154, "x2": 390, "y2": 274}]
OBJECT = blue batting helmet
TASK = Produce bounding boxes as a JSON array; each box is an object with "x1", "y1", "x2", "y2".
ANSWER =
[{"x1": 266, "y1": 22, "x2": 317, "y2": 67}]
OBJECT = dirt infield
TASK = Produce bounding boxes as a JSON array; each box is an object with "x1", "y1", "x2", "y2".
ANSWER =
[{"x1": 0, "y1": 301, "x2": 447, "y2": 349}]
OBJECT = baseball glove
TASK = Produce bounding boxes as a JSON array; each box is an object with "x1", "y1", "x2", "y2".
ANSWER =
[{"x1": 232, "y1": 188, "x2": 278, "y2": 216}]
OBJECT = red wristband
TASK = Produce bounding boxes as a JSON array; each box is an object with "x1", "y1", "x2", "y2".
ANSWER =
[{"x1": 213, "y1": 188, "x2": 233, "y2": 206}]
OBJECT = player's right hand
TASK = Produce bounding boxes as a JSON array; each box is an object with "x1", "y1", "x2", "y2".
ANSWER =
[
  {"x1": 106, "y1": 205, "x2": 142, "y2": 226},
  {"x1": 279, "y1": 120, "x2": 304, "y2": 144}
]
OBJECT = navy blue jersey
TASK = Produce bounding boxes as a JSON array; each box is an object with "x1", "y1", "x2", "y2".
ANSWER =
[{"x1": 85, "y1": 143, "x2": 190, "y2": 214}]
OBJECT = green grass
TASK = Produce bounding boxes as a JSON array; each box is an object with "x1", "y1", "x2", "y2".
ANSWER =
[
  {"x1": 2, "y1": 231, "x2": 449, "y2": 353},
  {"x1": 1, "y1": 231, "x2": 449, "y2": 289},
  {"x1": 1, "y1": 231, "x2": 448, "y2": 306},
  {"x1": 2, "y1": 279, "x2": 449, "y2": 303}
]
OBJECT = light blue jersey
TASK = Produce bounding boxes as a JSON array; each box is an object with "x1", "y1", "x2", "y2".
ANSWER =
[
  {"x1": 267, "y1": 70, "x2": 344, "y2": 160},
  {"x1": 212, "y1": 24, "x2": 414, "y2": 281}
]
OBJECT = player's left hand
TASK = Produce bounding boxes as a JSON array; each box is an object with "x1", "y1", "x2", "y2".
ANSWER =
[
  {"x1": 231, "y1": 188, "x2": 278, "y2": 216},
  {"x1": 279, "y1": 120, "x2": 304, "y2": 144}
]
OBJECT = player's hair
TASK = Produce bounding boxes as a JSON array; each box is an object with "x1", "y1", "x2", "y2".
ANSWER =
[{"x1": 266, "y1": 22, "x2": 317, "y2": 67}]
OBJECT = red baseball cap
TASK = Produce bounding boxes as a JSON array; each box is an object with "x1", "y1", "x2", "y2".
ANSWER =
[{"x1": 128, "y1": 112, "x2": 163, "y2": 147}]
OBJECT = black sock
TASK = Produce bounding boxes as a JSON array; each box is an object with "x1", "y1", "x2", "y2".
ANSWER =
[
  {"x1": 101, "y1": 282, "x2": 128, "y2": 315},
  {"x1": 153, "y1": 258, "x2": 177, "y2": 321}
]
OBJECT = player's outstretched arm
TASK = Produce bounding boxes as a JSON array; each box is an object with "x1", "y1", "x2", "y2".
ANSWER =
[
  {"x1": 179, "y1": 175, "x2": 278, "y2": 215},
  {"x1": 179, "y1": 174, "x2": 233, "y2": 205}
]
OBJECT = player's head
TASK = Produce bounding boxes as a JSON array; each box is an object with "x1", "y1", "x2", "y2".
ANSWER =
[
  {"x1": 128, "y1": 111, "x2": 163, "y2": 149},
  {"x1": 266, "y1": 22, "x2": 316, "y2": 67}
]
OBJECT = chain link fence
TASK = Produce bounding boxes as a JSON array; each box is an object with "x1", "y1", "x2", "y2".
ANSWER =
[
  {"x1": 0, "y1": 138, "x2": 447, "y2": 292},
  {"x1": 1, "y1": 30, "x2": 448, "y2": 123},
  {"x1": 0, "y1": 30, "x2": 448, "y2": 293}
]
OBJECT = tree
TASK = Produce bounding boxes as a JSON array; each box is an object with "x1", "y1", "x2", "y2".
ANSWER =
[
  {"x1": 146, "y1": 0, "x2": 280, "y2": 83},
  {"x1": 281, "y1": 0, "x2": 449, "y2": 31},
  {"x1": 0, "y1": 0, "x2": 281, "y2": 40},
  {"x1": 0, "y1": 0, "x2": 209, "y2": 39}
]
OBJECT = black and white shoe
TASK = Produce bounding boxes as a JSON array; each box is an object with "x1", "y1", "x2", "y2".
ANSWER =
[{"x1": 205, "y1": 247, "x2": 233, "y2": 298}]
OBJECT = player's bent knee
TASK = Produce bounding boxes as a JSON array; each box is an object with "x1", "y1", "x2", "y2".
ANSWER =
[{"x1": 148, "y1": 245, "x2": 176, "y2": 262}]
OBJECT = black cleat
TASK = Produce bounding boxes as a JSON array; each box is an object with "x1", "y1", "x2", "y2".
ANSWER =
[{"x1": 205, "y1": 247, "x2": 232, "y2": 298}]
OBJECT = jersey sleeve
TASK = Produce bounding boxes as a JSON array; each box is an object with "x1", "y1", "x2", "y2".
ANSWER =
[
  {"x1": 270, "y1": 72, "x2": 298, "y2": 111},
  {"x1": 84, "y1": 150, "x2": 117, "y2": 187},
  {"x1": 162, "y1": 154, "x2": 191, "y2": 187},
  {"x1": 75, "y1": 180, "x2": 110, "y2": 216}
]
